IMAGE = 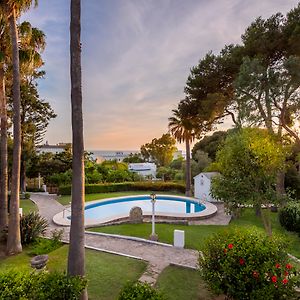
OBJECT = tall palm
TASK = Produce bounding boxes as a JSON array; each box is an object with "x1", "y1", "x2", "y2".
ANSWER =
[
  {"x1": 2, "y1": 0, "x2": 38, "y2": 255},
  {"x1": 18, "y1": 22, "x2": 45, "y2": 192},
  {"x1": 0, "y1": 19, "x2": 44, "y2": 229},
  {"x1": 68, "y1": 0, "x2": 87, "y2": 299},
  {"x1": 0, "y1": 16, "x2": 10, "y2": 232},
  {"x1": 169, "y1": 107, "x2": 199, "y2": 197}
]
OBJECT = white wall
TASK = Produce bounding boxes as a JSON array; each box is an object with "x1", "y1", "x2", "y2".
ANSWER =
[
  {"x1": 194, "y1": 173, "x2": 215, "y2": 201},
  {"x1": 128, "y1": 163, "x2": 157, "y2": 178}
]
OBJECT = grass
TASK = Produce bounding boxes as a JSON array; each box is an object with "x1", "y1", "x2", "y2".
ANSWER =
[
  {"x1": 89, "y1": 223, "x2": 223, "y2": 249},
  {"x1": 156, "y1": 265, "x2": 216, "y2": 300},
  {"x1": 88, "y1": 208, "x2": 300, "y2": 259},
  {"x1": 0, "y1": 244, "x2": 147, "y2": 300},
  {"x1": 58, "y1": 190, "x2": 184, "y2": 206},
  {"x1": 20, "y1": 199, "x2": 38, "y2": 214}
]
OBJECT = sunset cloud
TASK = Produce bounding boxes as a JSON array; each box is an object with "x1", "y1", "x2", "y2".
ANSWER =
[{"x1": 22, "y1": 0, "x2": 299, "y2": 150}]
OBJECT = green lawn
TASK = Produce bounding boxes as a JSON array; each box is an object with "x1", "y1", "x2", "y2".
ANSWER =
[
  {"x1": 156, "y1": 265, "x2": 216, "y2": 300},
  {"x1": 20, "y1": 199, "x2": 38, "y2": 214},
  {"x1": 0, "y1": 245, "x2": 147, "y2": 300},
  {"x1": 88, "y1": 209, "x2": 300, "y2": 259},
  {"x1": 58, "y1": 190, "x2": 184, "y2": 206}
]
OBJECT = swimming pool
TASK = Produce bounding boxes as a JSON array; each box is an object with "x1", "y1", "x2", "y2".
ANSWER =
[
  {"x1": 85, "y1": 195, "x2": 205, "y2": 219},
  {"x1": 53, "y1": 194, "x2": 218, "y2": 226}
]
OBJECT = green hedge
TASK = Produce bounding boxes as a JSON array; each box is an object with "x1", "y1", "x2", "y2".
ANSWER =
[
  {"x1": 118, "y1": 282, "x2": 166, "y2": 300},
  {"x1": 59, "y1": 182, "x2": 186, "y2": 195},
  {"x1": 279, "y1": 202, "x2": 300, "y2": 234},
  {"x1": 0, "y1": 270, "x2": 86, "y2": 299}
]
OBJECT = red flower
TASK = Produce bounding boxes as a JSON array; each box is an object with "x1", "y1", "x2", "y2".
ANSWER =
[
  {"x1": 239, "y1": 258, "x2": 245, "y2": 265},
  {"x1": 282, "y1": 278, "x2": 288, "y2": 285},
  {"x1": 224, "y1": 248, "x2": 227, "y2": 254},
  {"x1": 252, "y1": 271, "x2": 259, "y2": 278},
  {"x1": 271, "y1": 276, "x2": 277, "y2": 283},
  {"x1": 286, "y1": 263, "x2": 292, "y2": 270},
  {"x1": 275, "y1": 263, "x2": 280, "y2": 269},
  {"x1": 228, "y1": 243, "x2": 233, "y2": 249},
  {"x1": 284, "y1": 271, "x2": 289, "y2": 276}
]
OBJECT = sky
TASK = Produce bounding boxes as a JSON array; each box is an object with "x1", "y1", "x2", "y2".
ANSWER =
[{"x1": 22, "y1": 0, "x2": 299, "y2": 151}]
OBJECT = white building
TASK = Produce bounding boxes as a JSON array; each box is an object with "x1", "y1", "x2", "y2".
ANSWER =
[
  {"x1": 128, "y1": 163, "x2": 157, "y2": 178},
  {"x1": 194, "y1": 172, "x2": 219, "y2": 201},
  {"x1": 92, "y1": 151, "x2": 138, "y2": 163},
  {"x1": 36, "y1": 142, "x2": 71, "y2": 155}
]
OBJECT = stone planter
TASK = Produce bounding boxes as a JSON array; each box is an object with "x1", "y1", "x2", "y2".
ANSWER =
[{"x1": 30, "y1": 255, "x2": 49, "y2": 270}]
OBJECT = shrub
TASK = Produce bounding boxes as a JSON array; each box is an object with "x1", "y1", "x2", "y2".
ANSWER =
[
  {"x1": 279, "y1": 202, "x2": 300, "y2": 234},
  {"x1": 29, "y1": 230, "x2": 64, "y2": 256},
  {"x1": 47, "y1": 170, "x2": 72, "y2": 186},
  {"x1": 29, "y1": 238, "x2": 63, "y2": 256},
  {"x1": 199, "y1": 227, "x2": 299, "y2": 300},
  {"x1": 118, "y1": 282, "x2": 165, "y2": 300},
  {"x1": 59, "y1": 182, "x2": 186, "y2": 195},
  {"x1": 0, "y1": 270, "x2": 86, "y2": 299},
  {"x1": 20, "y1": 212, "x2": 48, "y2": 244},
  {"x1": 20, "y1": 192, "x2": 31, "y2": 199}
]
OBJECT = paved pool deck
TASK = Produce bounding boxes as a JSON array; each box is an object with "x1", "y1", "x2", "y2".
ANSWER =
[{"x1": 30, "y1": 193, "x2": 231, "y2": 284}]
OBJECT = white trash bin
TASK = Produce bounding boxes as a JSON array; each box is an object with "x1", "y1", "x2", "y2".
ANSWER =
[{"x1": 174, "y1": 230, "x2": 185, "y2": 248}]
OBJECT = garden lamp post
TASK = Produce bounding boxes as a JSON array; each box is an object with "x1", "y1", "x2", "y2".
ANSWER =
[{"x1": 150, "y1": 193, "x2": 158, "y2": 241}]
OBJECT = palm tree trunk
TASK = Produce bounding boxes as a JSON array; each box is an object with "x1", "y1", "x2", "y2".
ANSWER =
[
  {"x1": 185, "y1": 136, "x2": 192, "y2": 197},
  {"x1": 7, "y1": 7, "x2": 22, "y2": 255},
  {"x1": 0, "y1": 64, "x2": 8, "y2": 231},
  {"x1": 20, "y1": 156, "x2": 26, "y2": 193},
  {"x1": 68, "y1": 0, "x2": 87, "y2": 299}
]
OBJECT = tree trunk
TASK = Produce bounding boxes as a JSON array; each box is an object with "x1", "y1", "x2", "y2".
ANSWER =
[
  {"x1": 7, "y1": 7, "x2": 22, "y2": 255},
  {"x1": 276, "y1": 171, "x2": 285, "y2": 205},
  {"x1": 20, "y1": 149, "x2": 26, "y2": 193},
  {"x1": 254, "y1": 203, "x2": 261, "y2": 217},
  {"x1": 20, "y1": 157, "x2": 26, "y2": 193},
  {"x1": 261, "y1": 207, "x2": 272, "y2": 237},
  {"x1": 0, "y1": 64, "x2": 8, "y2": 231},
  {"x1": 67, "y1": 1, "x2": 87, "y2": 299},
  {"x1": 185, "y1": 137, "x2": 192, "y2": 197}
]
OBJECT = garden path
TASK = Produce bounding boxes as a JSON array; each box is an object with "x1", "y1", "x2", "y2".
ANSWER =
[{"x1": 30, "y1": 193, "x2": 199, "y2": 284}]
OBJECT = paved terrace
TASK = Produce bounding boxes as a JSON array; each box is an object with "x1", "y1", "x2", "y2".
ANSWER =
[{"x1": 30, "y1": 193, "x2": 231, "y2": 284}]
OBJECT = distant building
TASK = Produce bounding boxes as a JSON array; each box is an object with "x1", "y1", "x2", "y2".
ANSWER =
[
  {"x1": 173, "y1": 150, "x2": 184, "y2": 160},
  {"x1": 194, "y1": 172, "x2": 219, "y2": 201},
  {"x1": 36, "y1": 141, "x2": 71, "y2": 155},
  {"x1": 128, "y1": 163, "x2": 157, "y2": 178},
  {"x1": 94, "y1": 151, "x2": 134, "y2": 163}
]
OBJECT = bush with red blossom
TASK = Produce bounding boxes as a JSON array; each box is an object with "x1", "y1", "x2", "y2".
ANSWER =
[{"x1": 199, "y1": 227, "x2": 300, "y2": 300}]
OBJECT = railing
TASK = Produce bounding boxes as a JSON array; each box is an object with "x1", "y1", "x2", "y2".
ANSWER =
[{"x1": 62, "y1": 206, "x2": 71, "y2": 218}]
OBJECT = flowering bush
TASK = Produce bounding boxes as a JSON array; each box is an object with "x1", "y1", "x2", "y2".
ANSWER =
[{"x1": 199, "y1": 227, "x2": 299, "y2": 300}]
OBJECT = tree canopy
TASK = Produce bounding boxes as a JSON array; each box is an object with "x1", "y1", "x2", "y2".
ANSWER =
[
  {"x1": 140, "y1": 133, "x2": 176, "y2": 167},
  {"x1": 211, "y1": 128, "x2": 287, "y2": 235}
]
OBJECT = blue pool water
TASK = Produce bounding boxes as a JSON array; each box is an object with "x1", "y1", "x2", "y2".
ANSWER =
[{"x1": 84, "y1": 195, "x2": 206, "y2": 221}]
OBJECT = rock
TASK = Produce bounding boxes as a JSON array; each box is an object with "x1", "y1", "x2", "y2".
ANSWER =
[{"x1": 129, "y1": 206, "x2": 143, "y2": 224}]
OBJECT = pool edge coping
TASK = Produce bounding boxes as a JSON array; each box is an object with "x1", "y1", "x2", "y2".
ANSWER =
[{"x1": 53, "y1": 194, "x2": 218, "y2": 227}]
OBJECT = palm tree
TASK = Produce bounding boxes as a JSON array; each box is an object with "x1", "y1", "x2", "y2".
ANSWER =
[
  {"x1": 68, "y1": 0, "x2": 87, "y2": 298},
  {"x1": 0, "y1": 16, "x2": 10, "y2": 232},
  {"x1": 18, "y1": 22, "x2": 46, "y2": 193},
  {"x1": 168, "y1": 106, "x2": 199, "y2": 197},
  {"x1": 0, "y1": 19, "x2": 44, "y2": 230},
  {"x1": 2, "y1": 0, "x2": 38, "y2": 255}
]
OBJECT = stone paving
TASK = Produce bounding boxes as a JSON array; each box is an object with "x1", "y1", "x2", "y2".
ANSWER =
[
  {"x1": 30, "y1": 193, "x2": 230, "y2": 284},
  {"x1": 189, "y1": 202, "x2": 231, "y2": 225}
]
